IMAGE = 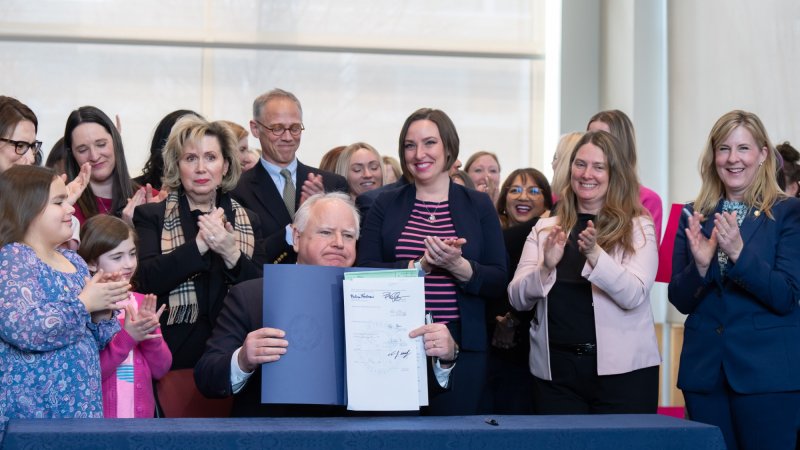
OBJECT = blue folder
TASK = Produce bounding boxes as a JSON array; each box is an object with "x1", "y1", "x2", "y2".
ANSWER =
[{"x1": 261, "y1": 265, "x2": 378, "y2": 405}]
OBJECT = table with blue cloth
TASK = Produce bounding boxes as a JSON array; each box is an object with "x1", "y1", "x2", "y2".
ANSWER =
[{"x1": 0, "y1": 414, "x2": 724, "y2": 449}]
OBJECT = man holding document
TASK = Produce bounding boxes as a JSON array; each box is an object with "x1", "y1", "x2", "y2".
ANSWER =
[{"x1": 194, "y1": 193, "x2": 457, "y2": 416}]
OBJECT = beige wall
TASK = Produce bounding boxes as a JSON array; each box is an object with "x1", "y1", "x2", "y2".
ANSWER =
[{"x1": 669, "y1": 0, "x2": 800, "y2": 204}]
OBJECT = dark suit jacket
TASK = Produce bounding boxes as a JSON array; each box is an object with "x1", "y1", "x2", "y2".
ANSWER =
[
  {"x1": 355, "y1": 178, "x2": 409, "y2": 225},
  {"x1": 133, "y1": 193, "x2": 265, "y2": 369},
  {"x1": 231, "y1": 161, "x2": 348, "y2": 264},
  {"x1": 356, "y1": 182, "x2": 508, "y2": 351},
  {"x1": 668, "y1": 197, "x2": 800, "y2": 394},
  {"x1": 194, "y1": 278, "x2": 447, "y2": 417}
]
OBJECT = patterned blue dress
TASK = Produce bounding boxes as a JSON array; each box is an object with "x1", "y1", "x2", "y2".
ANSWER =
[{"x1": 0, "y1": 243, "x2": 120, "y2": 418}]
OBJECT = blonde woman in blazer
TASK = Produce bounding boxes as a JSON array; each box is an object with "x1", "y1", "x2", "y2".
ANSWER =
[{"x1": 508, "y1": 130, "x2": 660, "y2": 414}]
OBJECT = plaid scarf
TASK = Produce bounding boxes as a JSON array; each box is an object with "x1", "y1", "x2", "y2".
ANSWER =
[{"x1": 161, "y1": 191, "x2": 255, "y2": 325}]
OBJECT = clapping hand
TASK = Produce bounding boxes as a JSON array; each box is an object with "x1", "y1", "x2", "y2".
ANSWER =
[
  {"x1": 63, "y1": 162, "x2": 91, "y2": 206},
  {"x1": 423, "y1": 236, "x2": 466, "y2": 272},
  {"x1": 123, "y1": 294, "x2": 165, "y2": 342},
  {"x1": 198, "y1": 208, "x2": 241, "y2": 268},
  {"x1": 79, "y1": 269, "x2": 131, "y2": 316},
  {"x1": 577, "y1": 220, "x2": 600, "y2": 266},
  {"x1": 299, "y1": 173, "x2": 325, "y2": 205},
  {"x1": 542, "y1": 226, "x2": 567, "y2": 271},
  {"x1": 685, "y1": 211, "x2": 716, "y2": 277},
  {"x1": 714, "y1": 211, "x2": 743, "y2": 263}
]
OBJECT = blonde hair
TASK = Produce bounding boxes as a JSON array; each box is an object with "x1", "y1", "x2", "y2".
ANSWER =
[
  {"x1": 334, "y1": 142, "x2": 384, "y2": 184},
  {"x1": 161, "y1": 116, "x2": 242, "y2": 193},
  {"x1": 551, "y1": 132, "x2": 583, "y2": 197},
  {"x1": 220, "y1": 120, "x2": 248, "y2": 141},
  {"x1": 556, "y1": 130, "x2": 646, "y2": 256},
  {"x1": 694, "y1": 110, "x2": 784, "y2": 218}
]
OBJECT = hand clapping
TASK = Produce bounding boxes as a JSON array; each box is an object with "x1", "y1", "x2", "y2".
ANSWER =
[
  {"x1": 78, "y1": 269, "x2": 131, "y2": 315},
  {"x1": 685, "y1": 211, "x2": 717, "y2": 277},
  {"x1": 714, "y1": 211, "x2": 743, "y2": 263},
  {"x1": 123, "y1": 294, "x2": 165, "y2": 342},
  {"x1": 423, "y1": 236, "x2": 466, "y2": 272},
  {"x1": 542, "y1": 225, "x2": 567, "y2": 271},
  {"x1": 197, "y1": 208, "x2": 241, "y2": 268},
  {"x1": 578, "y1": 220, "x2": 600, "y2": 266}
]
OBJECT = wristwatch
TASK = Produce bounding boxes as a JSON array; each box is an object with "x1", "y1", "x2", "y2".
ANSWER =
[{"x1": 438, "y1": 343, "x2": 460, "y2": 365}]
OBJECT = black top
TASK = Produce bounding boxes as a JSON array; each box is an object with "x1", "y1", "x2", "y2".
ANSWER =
[
  {"x1": 133, "y1": 192, "x2": 265, "y2": 369},
  {"x1": 547, "y1": 213, "x2": 596, "y2": 345}
]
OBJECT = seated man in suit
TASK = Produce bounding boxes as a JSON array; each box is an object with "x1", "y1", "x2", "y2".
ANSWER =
[
  {"x1": 232, "y1": 88, "x2": 349, "y2": 264},
  {"x1": 194, "y1": 193, "x2": 457, "y2": 417}
]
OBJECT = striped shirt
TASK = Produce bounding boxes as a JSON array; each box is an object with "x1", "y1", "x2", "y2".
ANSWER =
[{"x1": 395, "y1": 200, "x2": 460, "y2": 323}]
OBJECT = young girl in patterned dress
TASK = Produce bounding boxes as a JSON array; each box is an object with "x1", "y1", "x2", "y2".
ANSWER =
[
  {"x1": 78, "y1": 215, "x2": 171, "y2": 418},
  {"x1": 0, "y1": 165, "x2": 128, "y2": 418}
]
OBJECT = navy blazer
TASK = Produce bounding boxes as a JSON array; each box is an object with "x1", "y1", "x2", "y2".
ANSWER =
[
  {"x1": 231, "y1": 161, "x2": 348, "y2": 264},
  {"x1": 668, "y1": 197, "x2": 800, "y2": 394},
  {"x1": 356, "y1": 182, "x2": 508, "y2": 351}
]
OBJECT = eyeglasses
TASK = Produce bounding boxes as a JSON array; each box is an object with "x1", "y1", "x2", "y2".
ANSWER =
[
  {"x1": 253, "y1": 119, "x2": 304, "y2": 137},
  {"x1": 507, "y1": 186, "x2": 542, "y2": 197},
  {"x1": 0, "y1": 137, "x2": 42, "y2": 156}
]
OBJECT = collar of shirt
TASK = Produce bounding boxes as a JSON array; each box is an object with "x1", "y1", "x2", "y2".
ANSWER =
[{"x1": 261, "y1": 157, "x2": 298, "y2": 193}]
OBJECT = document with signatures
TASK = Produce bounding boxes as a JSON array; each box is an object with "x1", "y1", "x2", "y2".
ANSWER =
[{"x1": 343, "y1": 276, "x2": 427, "y2": 411}]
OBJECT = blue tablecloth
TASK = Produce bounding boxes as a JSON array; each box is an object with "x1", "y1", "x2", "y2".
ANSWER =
[{"x1": 0, "y1": 414, "x2": 724, "y2": 449}]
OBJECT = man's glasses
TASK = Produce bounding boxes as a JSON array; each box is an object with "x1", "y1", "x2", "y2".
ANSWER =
[
  {"x1": 507, "y1": 186, "x2": 542, "y2": 197},
  {"x1": 0, "y1": 137, "x2": 42, "y2": 156},
  {"x1": 253, "y1": 119, "x2": 304, "y2": 137}
]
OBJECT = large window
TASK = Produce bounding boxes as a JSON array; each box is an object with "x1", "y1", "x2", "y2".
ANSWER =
[{"x1": 1, "y1": 1, "x2": 547, "y2": 175}]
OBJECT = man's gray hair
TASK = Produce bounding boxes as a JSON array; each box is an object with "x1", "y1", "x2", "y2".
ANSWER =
[
  {"x1": 252, "y1": 88, "x2": 303, "y2": 120},
  {"x1": 293, "y1": 192, "x2": 361, "y2": 238}
]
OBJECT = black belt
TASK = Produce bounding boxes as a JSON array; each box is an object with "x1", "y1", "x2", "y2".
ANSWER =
[{"x1": 550, "y1": 342, "x2": 597, "y2": 356}]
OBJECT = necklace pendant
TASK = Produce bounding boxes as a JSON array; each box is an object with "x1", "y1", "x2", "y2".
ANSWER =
[{"x1": 428, "y1": 214, "x2": 436, "y2": 222}]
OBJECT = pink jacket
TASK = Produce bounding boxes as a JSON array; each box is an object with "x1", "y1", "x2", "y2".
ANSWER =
[
  {"x1": 100, "y1": 292, "x2": 172, "y2": 418},
  {"x1": 508, "y1": 215, "x2": 661, "y2": 379},
  {"x1": 639, "y1": 185, "x2": 663, "y2": 245}
]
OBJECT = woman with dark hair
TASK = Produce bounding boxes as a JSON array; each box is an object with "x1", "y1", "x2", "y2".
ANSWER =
[
  {"x1": 484, "y1": 167, "x2": 553, "y2": 413},
  {"x1": 1, "y1": 97, "x2": 88, "y2": 249},
  {"x1": 0, "y1": 95, "x2": 41, "y2": 171},
  {"x1": 776, "y1": 141, "x2": 800, "y2": 197},
  {"x1": 133, "y1": 115, "x2": 264, "y2": 370},
  {"x1": 134, "y1": 109, "x2": 202, "y2": 190},
  {"x1": 669, "y1": 111, "x2": 800, "y2": 450},
  {"x1": 357, "y1": 108, "x2": 507, "y2": 415},
  {"x1": 496, "y1": 168, "x2": 553, "y2": 229},
  {"x1": 64, "y1": 105, "x2": 149, "y2": 226},
  {"x1": 509, "y1": 130, "x2": 660, "y2": 415}
]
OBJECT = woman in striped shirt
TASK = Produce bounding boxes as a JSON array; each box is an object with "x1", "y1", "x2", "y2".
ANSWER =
[{"x1": 357, "y1": 108, "x2": 507, "y2": 415}]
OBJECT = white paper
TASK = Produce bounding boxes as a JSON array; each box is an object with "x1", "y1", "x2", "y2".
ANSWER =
[{"x1": 343, "y1": 277, "x2": 427, "y2": 411}]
